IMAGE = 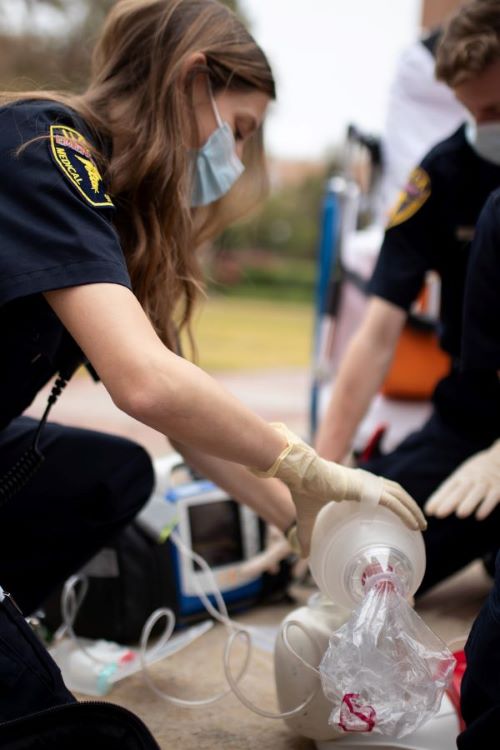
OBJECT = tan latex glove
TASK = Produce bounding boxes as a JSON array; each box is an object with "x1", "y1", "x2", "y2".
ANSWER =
[
  {"x1": 425, "y1": 440, "x2": 500, "y2": 521},
  {"x1": 251, "y1": 424, "x2": 427, "y2": 557}
]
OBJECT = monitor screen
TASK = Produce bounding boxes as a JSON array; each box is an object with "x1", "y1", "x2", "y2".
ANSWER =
[{"x1": 188, "y1": 499, "x2": 244, "y2": 569}]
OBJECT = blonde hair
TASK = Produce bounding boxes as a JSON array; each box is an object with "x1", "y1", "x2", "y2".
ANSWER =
[
  {"x1": 1, "y1": 0, "x2": 276, "y2": 351},
  {"x1": 436, "y1": 0, "x2": 500, "y2": 86}
]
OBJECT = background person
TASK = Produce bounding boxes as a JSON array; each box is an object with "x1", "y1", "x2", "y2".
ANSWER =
[
  {"x1": 425, "y1": 188, "x2": 500, "y2": 749},
  {"x1": 315, "y1": 0, "x2": 500, "y2": 595},
  {"x1": 378, "y1": 19, "x2": 466, "y2": 218}
]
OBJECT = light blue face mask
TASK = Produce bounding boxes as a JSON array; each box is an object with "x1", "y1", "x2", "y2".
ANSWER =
[{"x1": 191, "y1": 95, "x2": 245, "y2": 207}]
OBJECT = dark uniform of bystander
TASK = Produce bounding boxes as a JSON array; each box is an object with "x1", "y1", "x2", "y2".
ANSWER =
[
  {"x1": 451, "y1": 189, "x2": 500, "y2": 749},
  {"x1": 360, "y1": 124, "x2": 500, "y2": 593}
]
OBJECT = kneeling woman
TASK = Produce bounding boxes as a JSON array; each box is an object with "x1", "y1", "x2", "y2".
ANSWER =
[{"x1": 0, "y1": 0, "x2": 425, "y2": 710}]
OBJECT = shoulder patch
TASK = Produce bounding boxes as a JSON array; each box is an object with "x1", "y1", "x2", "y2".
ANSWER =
[
  {"x1": 49, "y1": 125, "x2": 114, "y2": 208},
  {"x1": 387, "y1": 167, "x2": 431, "y2": 229}
]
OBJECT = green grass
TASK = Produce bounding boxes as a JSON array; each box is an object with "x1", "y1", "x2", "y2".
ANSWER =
[
  {"x1": 210, "y1": 259, "x2": 316, "y2": 304},
  {"x1": 188, "y1": 296, "x2": 315, "y2": 372}
]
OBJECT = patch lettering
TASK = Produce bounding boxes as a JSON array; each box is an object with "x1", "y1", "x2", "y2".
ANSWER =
[
  {"x1": 49, "y1": 125, "x2": 113, "y2": 208},
  {"x1": 455, "y1": 225, "x2": 475, "y2": 242},
  {"x1": 387, "y1": 166, "x2": 431, "y2": 229}
]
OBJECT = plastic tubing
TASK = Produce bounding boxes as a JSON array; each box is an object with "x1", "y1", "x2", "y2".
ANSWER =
[
  {"x1": 60, "y1": 574, "x2": 124, "y2": 666},
  {"x1": 60, "y1": 563, "x2": 243, "y2": 707},
  {"x1": 168, "y1": 531, "x2": 321, "y2": 718},
  {"x1": 281, "y1": 621, "x2": 321, "y2": 676},
  {"x1": 60, "y1": 575, "x2": 178, "y2": 674},
  {"x1": 138, "y1": 530, "x2": 250, "y2": 708},
  {"x1": 223, "y1": 621, "x2": 320, "y2": 719},
  {"x1": 60, "y1": 530, "x2": 320, "y2": 717}
]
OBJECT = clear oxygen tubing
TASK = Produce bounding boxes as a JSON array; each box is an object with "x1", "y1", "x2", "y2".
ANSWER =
[
  {"x1": 163, "y1": 530, "x2": 321, "y2": 718},
  {"x1": 59, "y1": 574, "x2": 121, "y2": 665},
  {"x1": 281, "y1": 621, "x2": 321, "y2": 677},
  {"x1": 59, "y1": 529, "x2": 321, "y2": 716},
  {"x1": 60, "y1": 550, "x2": 249, "y2": 708},
  {"x1": 138, "y1": 529, "x2": 251, "y2": 708},
  {"x1": 59, "y1": 574, "x2": 178, "y2": 672},
  {"x1": 223, "y1": 620, "x2": 321, "y2": 720}
]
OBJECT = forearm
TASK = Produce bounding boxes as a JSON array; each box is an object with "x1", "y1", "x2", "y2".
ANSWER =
[
  {"x1": 119, "y1": 350, "x2": 287, "y2": 471},
  {"x1": 316, "y1": 342, "x2": 390, "y2": 461},
  {"x1": 315, "y1": 328, "x2": 397, "y2": 461},
  {"x1": 44, "y1": 285, "x2": 287, "y2": 473},
  {"x1": 171, "y1": 440, "x2": 296, "y2": 531}
]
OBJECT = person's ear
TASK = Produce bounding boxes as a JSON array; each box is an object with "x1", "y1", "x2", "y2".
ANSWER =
[
  {"x1": 179, "y1": 52, "x2": 210, "y2": 149},
  {"x1": 180, "y1": 52, "x2": 207, "y2": 89}
]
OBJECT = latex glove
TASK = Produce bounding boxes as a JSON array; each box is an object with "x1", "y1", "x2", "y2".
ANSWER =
[
  {"x1": 251, "y1": 424, "x2": 427, "y2": 557},
  {"x1": 425, "y1": 440, "x2": 500, "y2": 521}
]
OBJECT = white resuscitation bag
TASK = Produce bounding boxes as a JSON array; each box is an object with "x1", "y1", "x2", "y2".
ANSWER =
[{"x1": 308, "y1": 500, "x2": 456, "y2": 739}]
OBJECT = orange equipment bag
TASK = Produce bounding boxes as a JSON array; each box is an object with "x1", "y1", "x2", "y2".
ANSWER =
[
  {"x1": 381, "y1": 325, "x2": 451, "y2": 400},
  {"x1": 380, "y1": 276, "x2": 451, "y2": 401}
]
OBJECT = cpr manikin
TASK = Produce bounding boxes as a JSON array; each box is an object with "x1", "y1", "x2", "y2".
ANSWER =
[{"x1": 272, "y1": 496, "x2": 456, "y2": 746}]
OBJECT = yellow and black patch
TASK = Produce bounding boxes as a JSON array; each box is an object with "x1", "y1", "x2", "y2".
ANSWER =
[
  {"x1": 387, "y1": 167, "x2": 431, "y2": 229},
  {"x1": 49, "y1": 125, "x2": 113, "y2": 208}
]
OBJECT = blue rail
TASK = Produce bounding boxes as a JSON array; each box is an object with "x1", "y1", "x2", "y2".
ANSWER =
[{"x1": 310, "y1": 182, "x2": 341, "y2": 439}]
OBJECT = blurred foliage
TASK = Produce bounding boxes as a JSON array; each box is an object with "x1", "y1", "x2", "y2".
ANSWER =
[
  {"x1": 0, "y1": 0, "x2": 114, "y2": 90},
  {"x1": 0, "y1": 0, "x2": 245, "y2": 91},
  {"x1": 209, "y1": 256, "x2": 317, "y2": 303},
  {"x1": 220, "y1": 0, "x2": 239, "y2": 11},
  {"x1": 207, "y1": 171, "x2": 329, "y2": 302},
  {"x1": 219, "y1": 172, "x2": 327, "y2": 258}
]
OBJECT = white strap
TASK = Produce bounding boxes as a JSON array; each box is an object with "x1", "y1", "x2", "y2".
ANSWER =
[{"x1": 210, "y1": 92, "x2": 223, "y2": 128}]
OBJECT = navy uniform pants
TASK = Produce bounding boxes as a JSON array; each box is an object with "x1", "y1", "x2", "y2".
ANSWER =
[
  {"x1": 360, "y1": 411, "x2": 498, "y2": 594},
  {"x1": 457, "y1": 552, "x2": 500, "y2": 748},
  {"x1": 0, "y1": 590, "x2": 75, "y2": 721},
  {"x1": 0, "y1": 416, "x2": 154, "y2": 720}
]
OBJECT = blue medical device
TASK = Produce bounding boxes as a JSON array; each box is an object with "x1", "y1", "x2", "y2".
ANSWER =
[{"x1": 137, "y1": 454, "x2": 265, "y2": 622}]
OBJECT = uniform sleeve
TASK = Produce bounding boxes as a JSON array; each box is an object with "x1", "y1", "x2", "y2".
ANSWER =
[
  {"x1": 367, "y1": 159, "x2": 443, "y2": 311},
  {"x1": 0, "y1": 103, "x2": 131, "y2": 307},
  {"x1": 462, "y1": 191, "x2": 500, "y2": 371}
]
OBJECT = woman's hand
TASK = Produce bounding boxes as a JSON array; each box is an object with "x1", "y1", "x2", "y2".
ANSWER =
[{"x1": 251, "y1": 424, "x2": 427, "y2": 557}]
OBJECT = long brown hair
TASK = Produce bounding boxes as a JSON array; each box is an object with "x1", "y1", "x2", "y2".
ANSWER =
[{"x1": 2, "y1": 0, "x2": 276, "y2": 351}]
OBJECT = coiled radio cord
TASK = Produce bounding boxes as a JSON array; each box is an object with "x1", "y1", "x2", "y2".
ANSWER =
[{"x1": 0, "y1": 375, "x2": 69, "y2": 505}]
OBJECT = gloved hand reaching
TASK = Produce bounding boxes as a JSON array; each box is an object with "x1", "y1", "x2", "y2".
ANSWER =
[
  {"x1": 251, "y1": 424, "x2": 427, "y2": 557},
  {"x1": 425, "y1": 440, "x2": 500, "y2": 521}
]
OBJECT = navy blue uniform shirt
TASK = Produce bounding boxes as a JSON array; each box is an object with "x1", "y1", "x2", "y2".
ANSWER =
[
  {"x1": 462, "y1": 189, "x2": 500, "y2": 373},
  {"x1": 0, "y1": 100, "x2": 132, "y2": 431},
  {"x1": 368, "y1": 125, "x2": 500, "y2": 439}
]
